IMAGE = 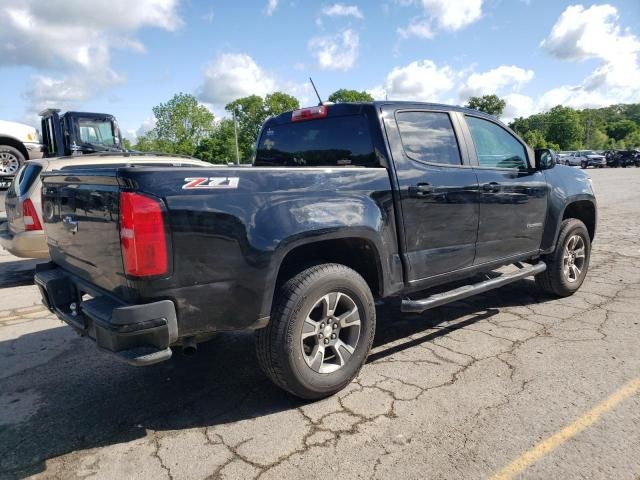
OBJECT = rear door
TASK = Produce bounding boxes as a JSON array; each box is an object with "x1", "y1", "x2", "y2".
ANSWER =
[
  {"x1": 383, "y1": 107, "x2": 479, "y2": 282},
  {"x1": 459, "y1": 113, "x2": 548, "y2": 264}
]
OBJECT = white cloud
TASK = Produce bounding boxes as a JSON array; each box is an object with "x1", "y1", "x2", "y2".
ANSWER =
[
  {"x1": 541, "y1": 4, "x2": 638, "y2": 63},
  {"x1": 538, "y1": 4, "x2": 640, "y2": 110},
  {"x1": 321, "y1": 4, "x2": 364, "y2": 19},
  {"x1": 0, "y1": 0, "x2": 182, "y2": 118},
  {"x1": 372, "y1": 60, "x2": 456, "y2": 101},
  {"x1": 265, "y1": 0, "x2": 278, "y2": 15},
  {"x1": 0, "y1": 0, "x2": 181, "y2": 71},
  {"x1": 309, "y1": 29, "x2": 359, "y2": 71},
  {"x1": 136, "y1": 117, "x2": 157, "y2": 138},
  {"x1": 502, "y1": 93, "x2": 537, "y2": 122},
  {"x1": 421, "y1": 0, "x2": 483, "y2": 31},
  {"x1": 461, "y1": 65, "x2": 534, "y2": 98},
  {"x1": 368, "y1": 60, "x2": 538, "y2": 121},
  {"x1": 397, "y1": 18, "x2": 433, "y2": 39},
  {"x1": 197, "y1": 53, "x2": 278, "y2": 107},
  {"x1": 202, "y1": 9, "x2": 214, "y2": 24},
  {"x1": 398, "y1": 0, "x2": 484, "y2": 39}
]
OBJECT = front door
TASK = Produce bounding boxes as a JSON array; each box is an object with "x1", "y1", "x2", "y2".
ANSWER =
[
  {"x1": 462, "y1": 114, "x2": 548, "y2": 264},
  {"x1": 385, "y1": 109, "x2": 479, "y2": 282}
]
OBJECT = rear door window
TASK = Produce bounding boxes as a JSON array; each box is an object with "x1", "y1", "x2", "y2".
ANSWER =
[
  {"x1": 255, "y1": 114, "x2": 378, "y2": 167},
  {"x1": 396, "y1": 111, "x2": 462, "y2": 165}
]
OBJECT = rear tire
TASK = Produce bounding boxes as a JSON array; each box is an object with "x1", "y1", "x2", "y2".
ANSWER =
[
  {"x1": 256, "y1": 264, "x2": 376, "y2": 399},
  {"x1": 536, "y1": 219, "x2": 591, "y2": 297},
  {"x1": 0, "y1": 145, "x2": 25, "y2": 177}
]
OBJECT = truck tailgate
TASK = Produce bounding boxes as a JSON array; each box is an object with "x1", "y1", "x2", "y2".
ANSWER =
[{"x1": 41, "y1": 172, "x2": 128, "y2": 295}]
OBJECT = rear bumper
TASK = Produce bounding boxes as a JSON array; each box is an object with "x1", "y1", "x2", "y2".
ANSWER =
[
  {"x1": 34, "y1": 263, "x2": 178, "y2": 366},
  {"x1": 0, "y1": 223, "x2": 49, "y2": 258}
]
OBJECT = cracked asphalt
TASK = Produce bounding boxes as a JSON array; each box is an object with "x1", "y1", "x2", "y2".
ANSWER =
[{"x1": 0, "y1": 168, "x2": 639, "y2": 479}]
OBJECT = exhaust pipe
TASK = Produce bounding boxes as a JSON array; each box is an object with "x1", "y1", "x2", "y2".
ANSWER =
[{"x1": 182, "y1": 337, "x2": 197, "y2": 356}]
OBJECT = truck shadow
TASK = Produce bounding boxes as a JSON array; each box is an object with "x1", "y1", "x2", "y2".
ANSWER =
[
  {"x1": 0, "y1": 279, "x2": 544, "y2": 478},
  {"x1": 0, "y1": 259, "x2": 45, "y2": 289}
]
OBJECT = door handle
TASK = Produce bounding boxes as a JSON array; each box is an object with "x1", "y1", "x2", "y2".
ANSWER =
[
  {"x1": 408, "y1": 183, "x2": 433, "y2": 197},
  {"x1": 481, "y1": 182, "x2": 501, "y2": 193}
]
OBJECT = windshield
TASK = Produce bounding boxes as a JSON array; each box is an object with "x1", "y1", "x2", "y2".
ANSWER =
[
  {"x1": 76, "y1": 118, "x2": 120, "y2": 151},
  {"x1": 254, "y1": 114, "x2": 378, "y2": 167},
  {"x1": 583, "y1": 151, "x2": 596, "y2": 155}
]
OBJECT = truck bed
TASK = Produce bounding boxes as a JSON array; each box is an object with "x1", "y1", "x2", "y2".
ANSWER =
[{"x1": 40, "y1": 165, "x2": 398, "y2": 338}]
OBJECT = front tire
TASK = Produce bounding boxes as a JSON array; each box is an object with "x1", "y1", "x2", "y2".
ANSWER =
[
  {"x1": 536, "y1": 219, "x2": 591, "y2": 297},
  {"x1": 0, "y1": 145, "x2": 25, "y2": 177},
  {"x1": 256, "y1": 264, "x2": 376, "y2": 399}
]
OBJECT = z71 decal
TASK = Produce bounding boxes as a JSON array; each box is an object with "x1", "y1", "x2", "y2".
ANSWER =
[{"x1": 182, "y1": 177, "x2": 240, "y2": 190}]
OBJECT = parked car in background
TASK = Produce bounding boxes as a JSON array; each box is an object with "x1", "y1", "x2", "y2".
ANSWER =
[
  {"x1": 560, "y1": 151, "x2": 581, "y2": 166},
  {"x1": 605, "y1": 150, "x2": 640, "y2": 168},
  {"x1": 574, "y1": 150, "x2": 606, "y2": 168},
  {"x1": 0, "y1": 120, "x2": 43, "y2": 187},
  {"x1": 556, "y1": 151, "x2": 573, "y2": 165},
  {"x1": 0, "y1": 153, "x2": 211, "y2": 258}
]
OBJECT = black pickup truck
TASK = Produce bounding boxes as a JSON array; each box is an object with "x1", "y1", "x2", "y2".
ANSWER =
[{"x1": 35, "y1": 102, "x2": 597, "y2": 399}]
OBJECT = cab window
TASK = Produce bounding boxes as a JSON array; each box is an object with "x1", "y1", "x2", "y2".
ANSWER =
[{"x1": 466, "y1": 116, "x2": 528, "y2": 169}]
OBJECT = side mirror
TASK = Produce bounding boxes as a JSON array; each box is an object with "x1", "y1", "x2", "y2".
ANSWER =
[{"x1": 535, "y1": 149, "x2": 556, "y2": 170}]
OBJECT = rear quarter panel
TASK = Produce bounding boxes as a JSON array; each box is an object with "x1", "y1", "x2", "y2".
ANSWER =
[{"x1": 122, "y1": 166, "x2": 399, "y2": 336}]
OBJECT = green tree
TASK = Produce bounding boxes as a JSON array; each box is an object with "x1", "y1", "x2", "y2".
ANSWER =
[
  {"x1": 225, "y1": 95, "x2": 268, "y2": 161},
  {"x1": 149, "y1": 93, "x2": 215, "y2": 155},
  {"x1": 195, "y1": 119, "x2": 237, "y2": 164},
  {"x1": 134, "y1": 132, "x2": 161, "y2": 152},
  {"x1": 327, "y1": 89, "x2": 374, "y2": 103},
  {"x1": 225, "y1": 92, "x2": 300, "y2": 161},
  {"x1": 466, "y1": 94, "x2": 506, "y2": 117},
  {"x1": 585, "y1": 129, "x2": 609, "y2": 150},
  {"x1": 523, "y1": 130, "x2": 547, "y2": 149},
  {"x1": 545, "y1": 106, "x2": 584, "y2": 150},
  {"x1": 509, "y1": 117, "x2": 530, "y2": 137},
  {"x1": 264, "y1": 92, "x2": 300, "y2": 116},
  {"x1": 606, "y1": 120, "x2": 638, "y2": 141},
  {"x1": 623, "y1": 129, "x2": 640, "y2": 148}
]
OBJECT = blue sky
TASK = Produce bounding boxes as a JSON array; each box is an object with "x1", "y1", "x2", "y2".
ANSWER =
[{"x1": 1, "y1": 0, "x2": 639, "y2": 138}]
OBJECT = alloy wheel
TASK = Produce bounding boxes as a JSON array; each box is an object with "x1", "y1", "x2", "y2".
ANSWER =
[
  {"x1": 0, "y1": 151, "x2": 20, "y2": 175},
  {"x1": 301, "y1": 292, "x2": 361, "y2": 374},
  {"x1": 562, "y1": 234, "x2": 586, "y2": 283}
]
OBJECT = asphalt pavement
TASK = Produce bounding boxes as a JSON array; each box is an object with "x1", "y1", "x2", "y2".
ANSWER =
[{"x1": 0, "y1": 168, "x2": 639, "y2": 479}]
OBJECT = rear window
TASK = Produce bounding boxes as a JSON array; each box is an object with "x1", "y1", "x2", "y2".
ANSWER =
[
  {"x1": 254, "y1": 114, "x2": 378, "y2": 167},
  {"x1": 15, "y1": 164, "x2": 42, "y2": 196}
]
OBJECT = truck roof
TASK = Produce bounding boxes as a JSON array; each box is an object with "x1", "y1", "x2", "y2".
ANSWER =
[{"x1": 266, "y1": 101, "x2": 501, "y2": 124}]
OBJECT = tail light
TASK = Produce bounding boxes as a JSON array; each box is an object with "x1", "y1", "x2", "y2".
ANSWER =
[
  {"x1": 23, "y1": 199, "x2": 42, "y2": 231},
  {"x1": 292, "y1": 105, "x2": 328, "y2": 122},
  {"x1": 119, "y1": 192, "x2": 168, "y2": 278}
]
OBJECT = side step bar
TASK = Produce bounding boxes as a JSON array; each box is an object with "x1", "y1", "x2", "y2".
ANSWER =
[{"x1": 401, "y1": 262, "x2": 547, "y2": 313}]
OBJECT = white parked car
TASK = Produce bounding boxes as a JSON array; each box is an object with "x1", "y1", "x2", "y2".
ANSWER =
[
  {"x1": 0, "y1": 153, "x2": 211, "y2": 258},
  {"x1": 573, "y1": 150, "x2": 606, "y2": 169},
  {"x1": 0, "y1": 120, "x2": 43, "y2": 184},
  {"x1": 557, "y1": 151, "x2": 577, "y2": 166}
]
